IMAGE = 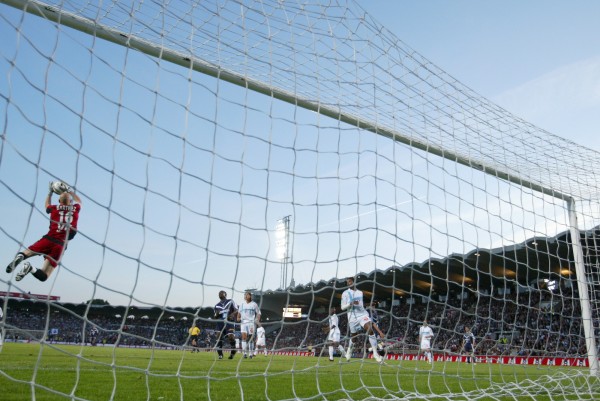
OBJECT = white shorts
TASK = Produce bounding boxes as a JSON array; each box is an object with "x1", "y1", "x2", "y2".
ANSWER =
[
  {"x1": 420, "y1": 339, "x2": 431, "y2": 350},
  {"x1": 348, "y1": 313, "x2": 371, "y2": 334},
  {"x1": 256, "y1": 338, "x2": 265, "y2": 347},
  {"x1": 241, "y1": 322, "x2": 255, "y2": 335},
  {"x1": 327, "y1": 328, "x2": 341, "y2": 343}
]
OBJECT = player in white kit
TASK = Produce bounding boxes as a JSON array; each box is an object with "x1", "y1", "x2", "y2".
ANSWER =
[
  {"x1": 254, "y1": 322, "x2": 267, "y2": 356},
  {"x1": 326, "y1": 307, "x2": 346, "y2": 361},
  {"x1": 418, "y1": 319, "x2": 434, "y2": 364},
  {"x1": 238, "y1": 291, "x2": 261, "y2": 358},
  {"x1": 341, "y1": 276, "x2": 383, "y2": 363}
]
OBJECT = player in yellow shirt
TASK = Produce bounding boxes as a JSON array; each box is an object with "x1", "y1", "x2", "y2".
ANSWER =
[{"x1": 189, "y1": 322, "x2": 201, "y2": 353}]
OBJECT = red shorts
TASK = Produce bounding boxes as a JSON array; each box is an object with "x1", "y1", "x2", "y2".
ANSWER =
[{"x1": 28, "y1": 237, "x2": 65, "y2": 268}]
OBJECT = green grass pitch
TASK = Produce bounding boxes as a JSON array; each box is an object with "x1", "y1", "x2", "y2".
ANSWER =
[{"x1": 0, "y1": 343, "x2": 597, "y2": 400}]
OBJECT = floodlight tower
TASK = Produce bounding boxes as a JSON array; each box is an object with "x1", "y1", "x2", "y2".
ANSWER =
[{"x1": 276, "y1": 216, "x2": 291, "y2": 289}]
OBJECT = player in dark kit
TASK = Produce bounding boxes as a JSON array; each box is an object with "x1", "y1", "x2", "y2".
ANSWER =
[
  {"x1": 368, "y1": 301, "x2": 386, "y2": 353},
  {"x1": 6, "y1": 181, "x2": 82, "y2": 282},
  {"x1": 214, "y1": 290, "x2": 239, "y2": 359},
  {"x1": 462, "y1": 326, "x2": 476, "y2": 365}
]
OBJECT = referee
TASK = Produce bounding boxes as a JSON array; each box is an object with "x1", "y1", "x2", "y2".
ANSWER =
[{"x1": 189, "y1": 322, "x2": 201, "y2": 353}]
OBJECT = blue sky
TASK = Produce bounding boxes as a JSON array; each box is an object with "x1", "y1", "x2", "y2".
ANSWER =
[
  {"x1": 1, "y1": 1, "x2": 598, "y2": 308},
  {"x1": 363, "y1": 1, "x2": 600, "y2": 151}
]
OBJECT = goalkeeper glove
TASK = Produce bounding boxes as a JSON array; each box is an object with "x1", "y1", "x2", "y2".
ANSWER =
[{"x1": 48, "y1": 181, "x2": 54, "y2": 196}]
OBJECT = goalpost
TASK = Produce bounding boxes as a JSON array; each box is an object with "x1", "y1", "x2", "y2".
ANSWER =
[{"x1": 1, "y1": 0, "x2": 600, "y2": 400}]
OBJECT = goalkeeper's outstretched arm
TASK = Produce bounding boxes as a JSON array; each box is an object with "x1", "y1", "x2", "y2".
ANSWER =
[
  {"x1": 71, "y1": 191, "x2": 82, "y2": 204},
  {"x1": 45, "y1": 191, "x2": 52, "y2": 209}
]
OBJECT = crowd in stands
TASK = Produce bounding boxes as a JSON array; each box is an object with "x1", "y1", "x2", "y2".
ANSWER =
[{"x1": 0, "y1": 284, "x2": 592, "y2": 358}]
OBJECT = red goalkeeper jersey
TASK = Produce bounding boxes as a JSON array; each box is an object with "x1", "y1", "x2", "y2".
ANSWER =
[{"x1": 45, "y1": 203, "x2": 81, "y2": 242}]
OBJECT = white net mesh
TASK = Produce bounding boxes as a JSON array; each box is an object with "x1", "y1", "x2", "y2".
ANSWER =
[{"x1": 1, "y1": 0, "x2": 599, "y2": 400}]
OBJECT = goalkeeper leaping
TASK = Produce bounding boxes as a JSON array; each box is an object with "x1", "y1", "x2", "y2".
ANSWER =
[
  {"x1": 6, "y1": 181, "x2": 81, "y2": 282},
  {"x1": 341, "y1": 276, "x2": 383, "y2": 363}
]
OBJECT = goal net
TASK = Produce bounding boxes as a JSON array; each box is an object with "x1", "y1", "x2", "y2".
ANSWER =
[{"x1": 1, "y1": 0, "x2": 600, "y2": 400}]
